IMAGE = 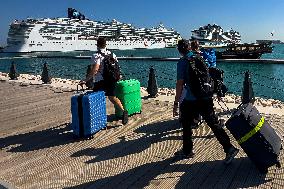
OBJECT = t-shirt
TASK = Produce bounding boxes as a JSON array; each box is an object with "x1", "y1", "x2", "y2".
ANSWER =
[
  {"x1": 91, "y1": 48, "x2": 117, "y2": 83},
  {"x1": 177, "y1": 51, "x2": 197, "y2": 102}
]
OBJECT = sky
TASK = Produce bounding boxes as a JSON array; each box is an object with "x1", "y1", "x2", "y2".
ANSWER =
[{"x1": 0, "y1": 0, "x2": 283, "y2": 46}]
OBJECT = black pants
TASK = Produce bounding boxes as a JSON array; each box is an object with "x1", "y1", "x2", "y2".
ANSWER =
[
  {"x1": 93, "y1": 80, "x2": 116, "y2": 96},
  {"x1": 180, "y1": 98, "x2": 233, "y2": 155}
]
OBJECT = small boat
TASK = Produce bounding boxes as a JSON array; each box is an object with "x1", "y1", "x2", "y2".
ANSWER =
[{"x1": 215, "y1": 42, "x2": 274, "y2": 59}]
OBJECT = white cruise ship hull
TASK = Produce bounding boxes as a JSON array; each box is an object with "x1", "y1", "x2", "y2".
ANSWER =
[{"x1": 3, "y1": 39, "x2": 166, "y2": 53}]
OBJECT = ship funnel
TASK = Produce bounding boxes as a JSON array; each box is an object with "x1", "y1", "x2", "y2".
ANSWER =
[{"x1": 68, "y1": 8, "x2": 85, "y2": 20}]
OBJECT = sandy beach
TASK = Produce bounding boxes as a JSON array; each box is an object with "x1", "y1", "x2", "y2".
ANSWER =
[{"x1": 0, "y1": 73, "x2": 284, "y2": 189}]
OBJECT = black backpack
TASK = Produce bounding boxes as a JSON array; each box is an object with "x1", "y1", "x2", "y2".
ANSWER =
[
  {"x1": 99, "y1": 51, "x2": 121, "y2": 83},
  {"x1": 185, "y1": 54, "x2": 214, "y2": 99},
  {"x1": 209, "y1": 67, "x2": 228, "y2": 97}
]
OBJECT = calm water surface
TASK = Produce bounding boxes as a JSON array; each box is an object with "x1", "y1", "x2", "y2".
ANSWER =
[{"x1": 0, "y1": 44, "x2": 284, "y2": 101}]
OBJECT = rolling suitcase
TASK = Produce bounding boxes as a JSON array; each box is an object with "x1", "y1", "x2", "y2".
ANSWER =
[
  {"x1": 71, "y1": 87, "x2": 107, "y2": 138},
  {"x1": 115, "y1": 79, "x2": 142, "y2": 118},
  {"x1": 225, "y1": 103, "x2": 281, "y2": 173}
]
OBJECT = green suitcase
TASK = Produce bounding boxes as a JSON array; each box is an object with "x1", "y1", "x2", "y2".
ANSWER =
[{"x1": 115, "y1": 79, "x2": 142, "y2": 117}]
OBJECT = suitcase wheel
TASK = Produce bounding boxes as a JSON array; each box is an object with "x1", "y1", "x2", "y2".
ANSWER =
[
  {"x1": 258, "y1": 167, "x2": 268, "y2": 174},
  {"x1": 85, "y1": 135, "x2": 94, "y2": 140},
  {"x1": 73, "y1": 134, "x2": 81, "y2": 140},
  {"x1": 276, "y1": 161, "x2": 281, "y2": 168}
]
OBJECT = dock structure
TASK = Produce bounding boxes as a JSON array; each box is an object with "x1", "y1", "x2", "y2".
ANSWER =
[
  {"x1": 2, "y1": 55, "x2": 284, "y2": 64},
  {"x1": 0, "y1": 81, "x2": 284, "y2": 188}
]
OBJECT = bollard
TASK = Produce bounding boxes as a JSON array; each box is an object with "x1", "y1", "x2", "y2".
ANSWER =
[
  {"x1": 85, "y1": 64, "x2": 94, "y2": 89},
  {"x1": 147, "y1": 66, "x2": 158, "y2": 97},
  {"x1": 41, "y1": 63, "x2": 51, "y2": 84},
  {"x1": 9, "y1": 61, "x2": 18, "y2": 80},
  {"x1": 242, "y1": 71, "x2": 255, "y2": 104}
]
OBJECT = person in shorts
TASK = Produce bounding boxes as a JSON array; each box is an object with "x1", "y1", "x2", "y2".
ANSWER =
[{"x1": 79, "y1": 37, "x2": 128, "y2": 125}]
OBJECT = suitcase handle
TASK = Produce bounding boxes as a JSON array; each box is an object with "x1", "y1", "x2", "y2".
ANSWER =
[{"x1": 77, "y1": 84, "x2": 85, "y2": 93}]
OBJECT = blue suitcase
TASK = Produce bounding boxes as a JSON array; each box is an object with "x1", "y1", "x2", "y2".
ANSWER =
[{"x1": 71, "y1": 90, "x2": 107, "y2": 138}]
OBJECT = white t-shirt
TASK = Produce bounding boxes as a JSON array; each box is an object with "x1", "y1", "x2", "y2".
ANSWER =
[{"x1": 91, "y1": 48, "x2": 117, "y2": 83}]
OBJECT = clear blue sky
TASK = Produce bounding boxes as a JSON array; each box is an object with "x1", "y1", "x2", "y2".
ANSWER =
[{"x1": 1, "y1": 0, "x2": 283, "y2": 46}]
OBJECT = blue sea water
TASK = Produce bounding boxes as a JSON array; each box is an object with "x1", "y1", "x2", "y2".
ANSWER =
[{"x1": 0, "y1": 44, "x2": 284, "y2": 102}]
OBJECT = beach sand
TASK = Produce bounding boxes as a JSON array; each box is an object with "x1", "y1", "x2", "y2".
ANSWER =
[{"x1": 0, "y1": 73, "x2": 284, "y2": 189}]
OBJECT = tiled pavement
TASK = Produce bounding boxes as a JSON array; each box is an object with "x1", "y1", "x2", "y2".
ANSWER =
[{"x1": 0, "y1": 81, "x2": 284, "y2": 189}]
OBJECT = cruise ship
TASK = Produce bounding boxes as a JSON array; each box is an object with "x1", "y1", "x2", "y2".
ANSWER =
[
  {"x1": 3, "y1": 8, "x2": 181, "y2": 53},
  {"x1": 191, "y1": 24, "x2": 241, "y2": 47}
]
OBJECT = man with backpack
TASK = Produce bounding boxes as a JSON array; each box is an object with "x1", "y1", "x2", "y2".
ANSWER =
[
  {"x1": 191, "y1": 40, "x2": 228, "y2": 98},
  {"x1": 79, "y1": 37, "x2": 128, "y2": 125},
  {"x1": 173, "y1": 39, "x2": 238, "y2": 164}
]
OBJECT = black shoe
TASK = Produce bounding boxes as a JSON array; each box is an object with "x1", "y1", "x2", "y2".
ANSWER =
[
  {"x1": 191, "y1": 121, "x2": 199, "y2": 129},
  {"x1": 122, "y1": 110, "x2": 128, "y2": 125},
  {"x1": 175, "y1": 151, "x2": 195, "y2": 159}
]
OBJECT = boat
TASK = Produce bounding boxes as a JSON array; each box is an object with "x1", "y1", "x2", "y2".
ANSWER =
[
  {"x1": 215, "y1": 42, "x2": 274, "y2": 59},
  {"x1": 256, "y1": 40, "x2": 284, "y2": 44},
  {"x1": 3, "y1": 8, "x2": 182, "y2": 53},
  {"x1": 191, "y1": 24, "x2": 241, "y2": 48}
]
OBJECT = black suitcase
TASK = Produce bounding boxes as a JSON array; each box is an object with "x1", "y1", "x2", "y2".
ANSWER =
[{"x1": 225, "y1": 103, "x2": 281, "y2": 173}]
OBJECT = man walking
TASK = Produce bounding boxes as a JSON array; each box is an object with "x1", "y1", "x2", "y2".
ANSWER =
[
  {"x1": 80, "y1": 37, "x2": 128, "y2": 125},
  {"x1": 173, "y1": 39, "x2": 238, "y2": 164}
]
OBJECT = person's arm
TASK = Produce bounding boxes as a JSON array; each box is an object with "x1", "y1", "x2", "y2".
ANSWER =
[
  {"x1": 174, "y1": 79, "x2": 184, "y2": 103},
  {"x1": 79, "y1": 54, "x2": 101, "y2": 85},
  {"x1": 173, "y1": 79, "x2": 184, "y2": 117},
  {"x1": 173, "y1": 58, "x2": 186, "y2": 117},
  {"x1": 83, "y1": 63, "x2": 100, "y2": 82}
]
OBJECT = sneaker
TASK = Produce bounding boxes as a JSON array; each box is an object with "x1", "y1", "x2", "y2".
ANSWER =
[
  {"x1": 224, "y1": 147, "x2": 239, "y2": 165},
  {"x1": 122, "y1": 110, "x2": 128, "y2": 125},
  {"x1": 175, "y1": 151, "x2": 195, "y2": 159}
]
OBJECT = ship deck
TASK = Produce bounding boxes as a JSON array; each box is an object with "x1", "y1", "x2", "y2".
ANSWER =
[{"x1": 0, "y1": 81, "x2": 284, "y2": 189}]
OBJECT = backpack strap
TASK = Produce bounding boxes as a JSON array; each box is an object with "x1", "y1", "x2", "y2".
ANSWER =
[{"x1": 97, "y1": 49, "x2": 113, "y2": 58}]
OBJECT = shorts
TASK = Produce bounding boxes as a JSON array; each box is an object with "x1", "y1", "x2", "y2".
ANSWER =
[{"x1": 93, "y1": 80, "x2": 116, "y2": 96}]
